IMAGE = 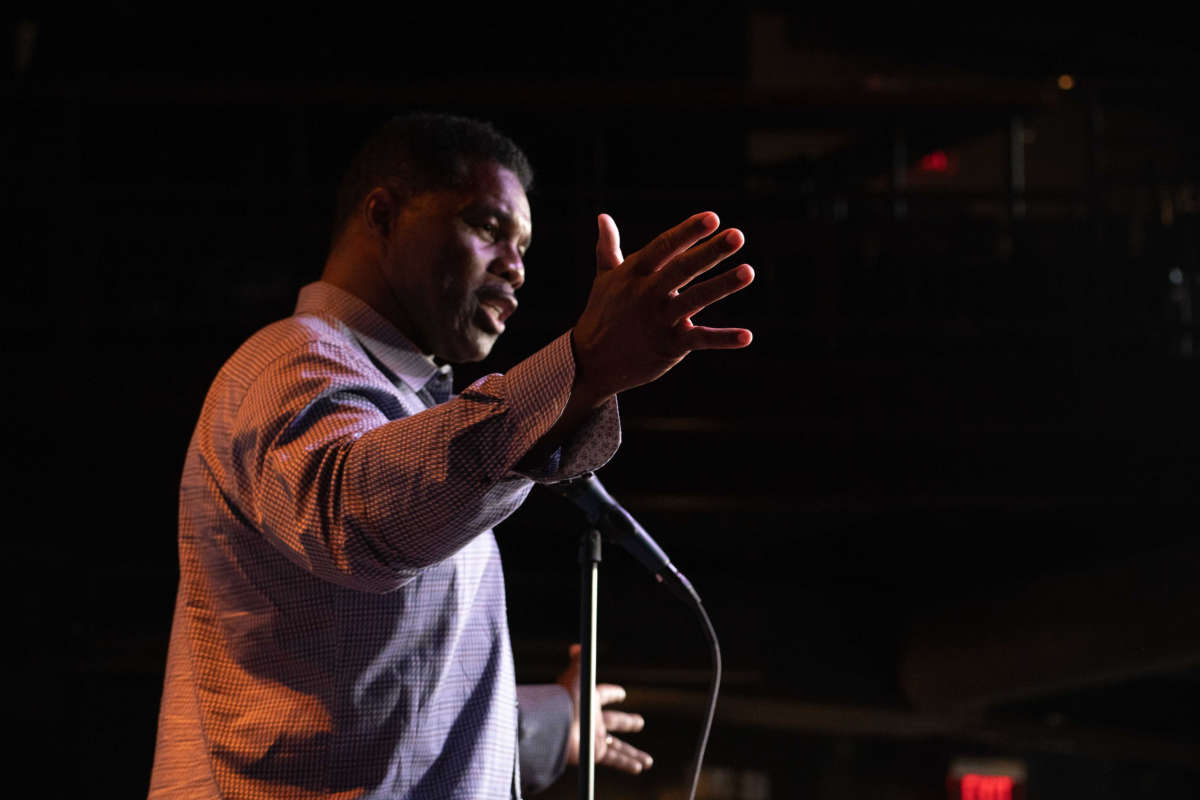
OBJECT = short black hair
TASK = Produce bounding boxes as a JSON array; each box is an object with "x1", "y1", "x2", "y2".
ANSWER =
[{"x1": 332, "y1": 112, "x2": 534, "y2": 239}]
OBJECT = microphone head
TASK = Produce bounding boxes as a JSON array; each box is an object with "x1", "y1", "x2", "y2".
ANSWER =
[
  {"x1": 546, "y1": 472, "x2": 611, "y2": 525},
  {"x1": 545, "y1": 474, "x2": 702, "y2": 604}
]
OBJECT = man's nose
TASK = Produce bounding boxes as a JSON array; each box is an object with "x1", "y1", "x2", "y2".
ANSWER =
[{"x1": 488, "y1": 247, "x2": 525, "y2": 290}]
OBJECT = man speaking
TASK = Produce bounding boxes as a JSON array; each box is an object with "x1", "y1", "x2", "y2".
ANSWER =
[{"x1": 148, "y1": 113, "x2": 754, "y2": 799}]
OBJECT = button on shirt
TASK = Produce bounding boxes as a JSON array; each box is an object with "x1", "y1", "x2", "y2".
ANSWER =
[{"x1": 149, "y1": 282, "x2": 620, "y2": 799}]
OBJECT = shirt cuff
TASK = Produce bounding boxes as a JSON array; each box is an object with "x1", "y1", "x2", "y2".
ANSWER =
[
  {"x1": 553, "y1": 394, "x2": 619, "y2": 478},
  {"x1": 516, "y1": 683, "x2": 573, "y2": 795},
  {"x1": 507, "y1": 331, "x2": 621, "y2": 482}
]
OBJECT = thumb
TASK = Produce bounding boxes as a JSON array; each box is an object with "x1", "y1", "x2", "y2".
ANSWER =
[
  {"x1": 596, "y1": 214, "x2": 624, "y2": 271},
  {"x1": 558, "y1": 643, "x2": 582, "y2": 695}
]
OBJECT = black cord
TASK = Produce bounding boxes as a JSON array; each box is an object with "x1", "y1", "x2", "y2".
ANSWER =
[{"x1": 661, "y1": 568, "x2": 722, "y2": 800}]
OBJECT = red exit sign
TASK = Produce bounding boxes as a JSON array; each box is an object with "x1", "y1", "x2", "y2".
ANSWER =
[
  {"x1": 961, "y1": 774, "x2": 1015, "y2": 800},
  {"x1": 948, "y1": 759, "x2": 1026, "y2": 800}
]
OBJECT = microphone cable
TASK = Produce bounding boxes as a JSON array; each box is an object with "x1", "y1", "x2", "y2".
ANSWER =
[{"x1": 667, "y1": 569, "x2": 722, "y2": 800}]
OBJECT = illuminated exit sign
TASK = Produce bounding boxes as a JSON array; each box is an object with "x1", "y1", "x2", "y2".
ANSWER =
[
  {"x1": 948, "y1": 758, "x2": 1027, "y2": 800},
  {"x1": 961, "y1": 774, "x2": 1015, "y2": 800}
]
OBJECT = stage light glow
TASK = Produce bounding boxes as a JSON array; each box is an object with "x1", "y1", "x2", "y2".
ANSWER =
[{"x1": 1057, "y1": 74, "x2": 1075, "y2": 90}]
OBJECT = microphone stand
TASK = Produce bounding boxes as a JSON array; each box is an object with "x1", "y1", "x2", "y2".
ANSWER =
[
  {"x1": 553, "y1": 473, "x2": 721, "y2": 800},
  {"x1": 577, "y1": 528, "x2": 602, "y2": 800}
]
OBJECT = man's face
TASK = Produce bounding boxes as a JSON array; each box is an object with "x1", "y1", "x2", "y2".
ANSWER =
[{"x1": 379, "y1": 159, "x2": 532, "y2": 363}]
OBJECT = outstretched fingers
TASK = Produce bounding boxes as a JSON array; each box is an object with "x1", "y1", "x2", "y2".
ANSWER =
[
  {"x1": 672, "y1": 264, "x2": 755, "y2": 324},
  {"x1": 629, "y1": 212, "x2": 720, "y2": 276},
  {"x1": 600, "y1": 736, "x2": 654, "y2": 774},
  {"x1": 596, "y1": 687, "x2": 651, "y2": 774},
  {"x1": 658, "y1": 227, "x2": 745, "y2": 291}
]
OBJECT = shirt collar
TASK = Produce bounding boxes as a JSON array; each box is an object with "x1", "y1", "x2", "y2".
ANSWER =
[{"x1": 294, "y1": 281, "x2": 452, "y2": 393}]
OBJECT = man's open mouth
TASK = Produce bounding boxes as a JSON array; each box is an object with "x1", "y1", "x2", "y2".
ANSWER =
[{"x1": 477, "y1": 288, "x2": 517, "y2": 329}]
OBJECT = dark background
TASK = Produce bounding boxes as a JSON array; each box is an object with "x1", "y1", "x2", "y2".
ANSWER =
[{"x1": 8, "y1": 5, "x2": 1198, "y2": 798}]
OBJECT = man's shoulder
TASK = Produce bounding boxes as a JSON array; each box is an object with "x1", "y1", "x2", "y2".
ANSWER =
[
  {"x1": 216, "y1": 311, "x2": 364, "y2": 390},
  {"x1": 244, "y1": 310, "x2": 355, "y2": 354}
]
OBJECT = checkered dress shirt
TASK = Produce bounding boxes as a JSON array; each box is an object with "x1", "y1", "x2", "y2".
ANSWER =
[{"x1": 149, "y1": 282, "x2": 620, "y2": 799}]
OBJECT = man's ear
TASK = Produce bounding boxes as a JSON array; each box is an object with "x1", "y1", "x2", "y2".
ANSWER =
[{"x1": 363, "y1": 187, "x2": 397, "y2": 238}]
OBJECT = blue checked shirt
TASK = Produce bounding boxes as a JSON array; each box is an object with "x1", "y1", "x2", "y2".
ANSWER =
[{"x1": 149, "y1": 282, "x2": 620, "y2": 799}]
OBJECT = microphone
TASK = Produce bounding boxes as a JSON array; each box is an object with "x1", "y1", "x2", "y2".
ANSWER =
[
  {"x1": 546, "y1": 472, "x2": 698, "y2": 602},
  {"x1": 549, "y1": 472, "x2": 719, "y2": 800}
]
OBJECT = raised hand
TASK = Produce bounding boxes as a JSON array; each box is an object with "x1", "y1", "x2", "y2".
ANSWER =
[{"x1": 571, "y1": 212, "x2": 755, "y2": 403}]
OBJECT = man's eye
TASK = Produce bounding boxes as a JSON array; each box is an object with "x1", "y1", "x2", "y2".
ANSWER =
[{"x1": 477, "y1": 222, "x2": 499, "y2": 240}]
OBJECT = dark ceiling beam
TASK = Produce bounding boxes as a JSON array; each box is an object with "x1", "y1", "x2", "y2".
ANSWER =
[
  {"x1": 899, "y1": 540, "x2": 1200, "y2": 712},
  {"x1": 628, "y1": 687, "x2": 1200, "y2": 768},
  {"x1": 2, "y1": 76, "x2": 1061, "y2": 117}
]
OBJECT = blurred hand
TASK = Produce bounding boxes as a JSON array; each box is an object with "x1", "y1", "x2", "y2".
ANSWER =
[
  {"x1": 571, "y1": 211, "x2": 754, "y2": 403},
  {"x1": 557, "y1": 644, "x2": 653, "y2": 775}
]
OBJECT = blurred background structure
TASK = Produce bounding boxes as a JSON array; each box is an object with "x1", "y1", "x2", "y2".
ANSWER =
[{"x1": 7, "y1": 5, "x2": 1198, "y2": 798}]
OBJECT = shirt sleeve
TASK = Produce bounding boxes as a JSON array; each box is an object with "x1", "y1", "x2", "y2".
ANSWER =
[
  {"x1": 516, "y1": 684, "x2": 574, "y2": 795},
  {"x1": 219, "y1": 330, "x2": 619, "y2": 593}
]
